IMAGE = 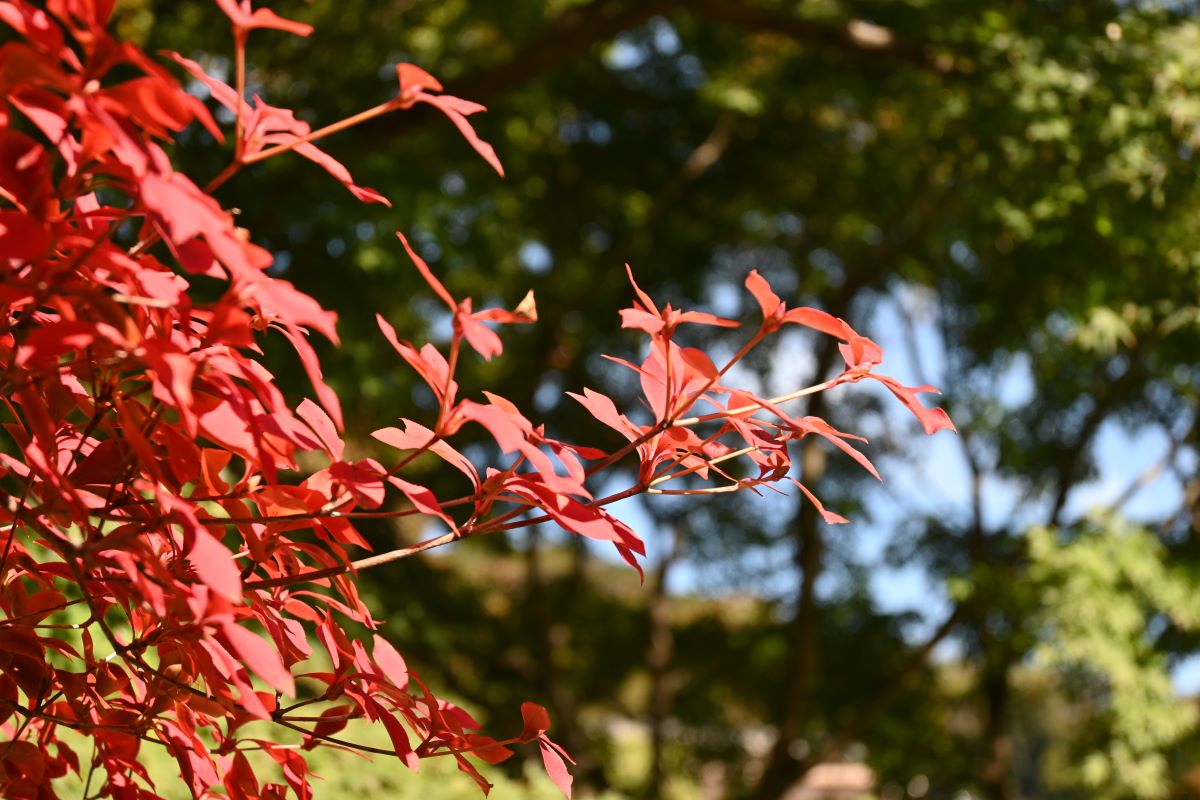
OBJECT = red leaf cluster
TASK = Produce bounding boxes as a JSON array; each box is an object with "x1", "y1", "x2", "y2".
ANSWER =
[{"x1": 0, "y1": 2, "x2": 953, "y2": 798}]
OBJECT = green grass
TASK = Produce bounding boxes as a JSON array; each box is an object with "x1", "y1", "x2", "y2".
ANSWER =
[{"x1": 51, "y1": 718, "x2": 633, "y2": 799}]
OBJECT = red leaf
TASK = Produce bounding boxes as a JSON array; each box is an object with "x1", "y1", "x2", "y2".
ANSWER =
[
  {"x1": 867, "y1": 375, "x2": 957, "y2": 435},
  {"x1": 782, "y1": 306, "x2": 855, "y2": 340},
  {"x1": 263, "y1": 744, "x2": 313, "y2": 800},
  {"x1": 396, "y1": 231, "x2": 455, "y2": 308},
  {"x1": 624, "y1": 264, "x2": 660, "y2": 316},
  {"x1": 472, "y1": 289, "x2": 537, "y2": 324},
  {"x1": 519, "y1": 701, "x2": 551, "y2": 741},
  {"x1": 361, "y1": 695, "x2": 418, "y2": 771},
  {"x1": 838, "y1": 336, "x2": 884, "y2": 371},
  {"x1": 460, "y1": 313, "x2": 504, "y2": 360},
  {"x1": 566, "y1": 388, "x2": 637, "y2": 442},
  {"x1": 0, "y1": 4, "x2": 71, "y2": 63},
  {"x1": 143, "y1": 341, "x2": 197, "y2": 430},
  {"x1": 297, "y1": 398, "x2": 344, "y2": 461},
  {"x1": 467, "y1": 735, "x2": 514, "y2": 766},
  {"x1": 328, "y1": 459, "x2": 386, "y2": 509},
  {"x1": 377, "y1": 316, "x2": 458, "y2": 405},
  {"x1": 395, "y1": 63, "x2": 443, "y2": 97},
  {"x1": 14, "y1": 319, "x2": 125, "y2": 368},
  {"x1": 620, "y1": 307, "x2": 665, "y2": 334},
  {"x1": 796, "y1": 416, "x2": 881, "y2": 482},
  {"x1": 291, "y1": 141, "x2": 389, "y2": 206},
  {"x1": 167, "y1": 52, "x2": 242, "y2": 112},
  {"x1": 744, "y1": 269, "x2": 783, "y2": 322},
  {"x1": 225, "y1": 751, "x2": 261, "y2": 796},
  {"x1": 677, "y1": 310, "x2": 739, "y2": 328},
  {"x1": 190, "y1": 526, "x2": 243, "y2": 602},
  {"x1": 0, "y1": 210, "x2": 50, "y2": 261},
  {"x1": 372, "y1": 635, "x2": 409, "y2": 689},
  {"x1": 66, "y1": 438, "x2": 129, "y2": 486},
  {"x1": 104, "y1": 75, "x2": 220, "y2": 140},
  {"x1": 538, "y1": 737, "x2": 574, "y2": 799},
  {"x1": 0, "y1": 741, "x2": 47, "y2": 792},
  {"x1": 301, "y1": 705, "x2": 356, "y2": 750},
  {"x1": 420, "y1": 94, "x2": 504, "y2": 177},
  {"x1": 790, "y1": 479, "x2": 849, "y2": 525},
  {"x1": 457, "y1": 399, "x2": 532, "y2": 453},
  {"x1": 503, "y1": 483, "x2": 644, "y2": 574},
  {"x1": 388, "y1": 475, "x2": 456, "y2": 526},
  {"x1": 373, "y1": 421, "x2": 480, "y2": 488},
  {"x1": 9, "y1": 88, "x2": 69, "y2": 147},
  {"x1": 221, "y1": 621, "x2": 295, "y2": 696},
  {"x1": 273, "y1": 323, "x2": 344, "y2": 431},
  {"x1": 454, "y1": 753, "x2": 493, "y2": 796},
  {"x1": 214, "y1": 0, "x2": 313, "y2": 36}
]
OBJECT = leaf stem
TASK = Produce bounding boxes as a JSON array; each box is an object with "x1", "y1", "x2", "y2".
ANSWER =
[
  {"x1": 233, "y1": 32, "x2": 247, "y2": 162},
  {"x1": 242, "y1": 100, "x2": 398, "y2": 165}
]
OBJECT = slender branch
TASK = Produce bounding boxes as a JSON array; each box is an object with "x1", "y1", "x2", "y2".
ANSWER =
[
  {"x1": 242, "y1": 101, "x2": 398, "y2": 165},
  {"x1": 91, "y1": 495, "x2": 472, "y2": 528},
  {"x1": 674, "y1": 375, "x2": 843, "y2": 426},
  {"x1": 233, "y1": 32, "x2": 247, "y2": 161},
  {"x1": 243, "y1": 529, "x2": 462, "y2": 590},
  {"x1": 243, "y1": 481, "x2": 652, "y2": 591},
  {"x1": 1104, "y1": 416, "x2": 1196, "y2": 516},
  {"x1": 203, "y1": 161, "x2": 242, "y2": 195},
  {"x1": 438, "y1": 334, "x2": 462, "y2": 429},
  {"x1": 0, "y1": 599, "x2": 87, "y2": 628},
  {"x1": 0, "y1": 481, "x2": 33, "y2": 583},
  {"x1": 647, "y1": 479, "x2": 772, "y2": 495},
  {"x1": 649, "y1": 445, "x2": 761, "y2": 486},
  {"x1": 0, "y1": 697, "x2": 163, "y2": 744},
  {"x1": 1047, "y1": 343, "x2": 1145, "y2": 526},
  {"x1": 271, "y1": 716, "x2": 407, "y2": 758}
]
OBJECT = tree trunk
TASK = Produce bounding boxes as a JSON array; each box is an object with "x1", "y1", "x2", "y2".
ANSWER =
[
  {"x1": 748, "y1": 385, "x2": 831, "y2": 800},
  {"x1": 979, "y1": 651, "x2": 1016, "y2": 800},
  {"x1": 645, "y1": 527, "x2": 685, "y2": 799}
]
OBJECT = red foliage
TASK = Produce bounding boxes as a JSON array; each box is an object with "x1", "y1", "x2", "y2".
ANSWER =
[{"x1": 0, "y1": 1, "x2": 954, "y2": 798}]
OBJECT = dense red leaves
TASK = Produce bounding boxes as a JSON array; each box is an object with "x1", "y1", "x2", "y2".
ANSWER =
[{"x1": 0, "y1": 2, "x2": 953, "y2": 798}]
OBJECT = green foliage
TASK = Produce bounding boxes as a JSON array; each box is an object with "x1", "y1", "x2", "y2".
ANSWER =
[{"x1": 1030, "y1": 521, "x2": 1200, "y2": 799}]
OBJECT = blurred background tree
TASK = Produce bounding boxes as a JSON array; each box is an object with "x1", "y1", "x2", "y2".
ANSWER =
[{"x1": 113, "y1": 1, "x2": 1200, "y2": 797}]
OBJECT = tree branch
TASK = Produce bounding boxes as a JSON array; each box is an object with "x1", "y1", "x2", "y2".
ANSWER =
[
  {"x1": 1048, "y1": 343, "x2": 1146, "y2": 526},
  {"x1": 369, "y1": 0, "x2": 952, "y2": 143},
  {"x1": 748, "y1": 174, "x2": 959, "y2": 800},
  {"x1": 684, "y1": 0, "x2": 957, "y2": 76}
]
